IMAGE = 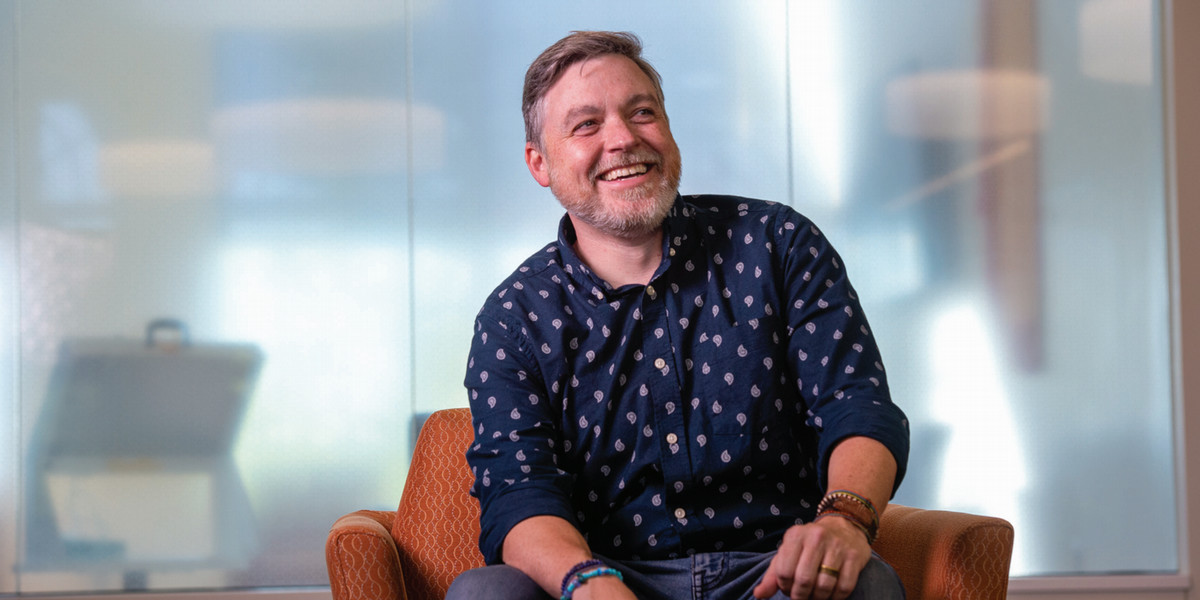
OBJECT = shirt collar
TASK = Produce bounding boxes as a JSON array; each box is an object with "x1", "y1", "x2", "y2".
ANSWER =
[{"x1": 555, "y1": 195, "x2": 698, "y2": 303}]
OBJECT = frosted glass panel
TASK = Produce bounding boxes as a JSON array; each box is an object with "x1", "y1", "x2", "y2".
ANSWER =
[
  {"x1": 1, "y1": 3, "x2": 18, "y2": 596},
  {"x1": 786, "y1": 0, "x2": 1172, "y2": 576},
  {"x1": 0, "y1": 0, "x2": 1176, "y2": 594},
  {"x1": 10, "y1": 1, "x2": 411, "y2": 592}
]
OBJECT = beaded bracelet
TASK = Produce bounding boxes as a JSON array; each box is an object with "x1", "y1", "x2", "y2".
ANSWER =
[
  {"x1": 560, "y1": 559, "x2": 604, "y2": 595},
  {"x1": 560, "y1": 566, "x2": 623, "y2": 600},
  {"x1": 819, "y1": 490, "x2": 879, "y2": 522},
  {"x1": 816, "y1": 490, "x2": 879, "y2": 544},
  {"x1": 818, "y1": 490, "x2": 879, "y2": 527}
]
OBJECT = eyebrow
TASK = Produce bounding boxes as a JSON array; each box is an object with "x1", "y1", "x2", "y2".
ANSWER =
[
  {"x1": 562, "y1": 104, "x2": 602, "y2": 129},
  {"x1": 559, "y1": 93, "x2": 662, "y2": 129}
]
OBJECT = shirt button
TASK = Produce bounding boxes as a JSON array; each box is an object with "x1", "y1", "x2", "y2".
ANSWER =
[
  {"x1": 654, "y1": 358, "x2": 667, "y2": 369},
  {"x1": 647, "y1": 285, "x2": 657, "y2": 299},
  {"x1": 666, "y1": 433, "x2": 678, "y2": 444},
  {"x1": 674, "y1": 508, "x2": 686, "y2": 520},
  {"x1": 669, "y1": 247, "x2": 676, "y2": 257}
]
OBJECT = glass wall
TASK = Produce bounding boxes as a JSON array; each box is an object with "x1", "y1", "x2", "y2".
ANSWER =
[{"x1": 0, "y1": 0, "x2": 1173, "y2": 593}]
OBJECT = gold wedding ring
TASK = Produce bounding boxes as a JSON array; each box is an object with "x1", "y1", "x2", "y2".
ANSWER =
[{"x1": 819, "y1": 564, "x2": 841, "y2": 578}]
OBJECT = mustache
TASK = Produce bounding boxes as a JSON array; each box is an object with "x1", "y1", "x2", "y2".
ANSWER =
[{"x1": 590, "y1": 151, "x2": 661, "y2": 181}]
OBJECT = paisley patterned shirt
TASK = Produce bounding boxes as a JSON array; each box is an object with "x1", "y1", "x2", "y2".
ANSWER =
[{"x1": 465, "y1": 195, "x2": 908, "y2": 565}]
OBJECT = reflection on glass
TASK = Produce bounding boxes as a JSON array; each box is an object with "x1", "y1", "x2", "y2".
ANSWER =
[
  {"x1": 38, "y1": 103, "x2": 106, "y2": 207},
  {"x1": 1, "y1": 0, "x2": 1177, "y2": 593},
  {"x1": 807, "y1": 0, "x2": 1172, "y2": 577},
  {"x1": 926, "y1": 299, "x2": 1026, "y2": 571},
  {"x1": 24, "y1": 321, "x2": 260, "y2": 586},
  {"x1": 790, "y1": 0, "x2": 845, "y2": 208}
]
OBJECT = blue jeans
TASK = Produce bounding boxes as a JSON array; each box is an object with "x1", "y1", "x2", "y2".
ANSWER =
[{"x1": 445, "y1": 551, "x2": 905, "y2": 600}]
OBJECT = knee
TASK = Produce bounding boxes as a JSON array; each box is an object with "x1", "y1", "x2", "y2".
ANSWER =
[
  {"x1": 445, "y1": 565, "x2": 549, "y2": 600},
  {"x1": 850, "y1": 556, "x2": 906, "y2": 600}
]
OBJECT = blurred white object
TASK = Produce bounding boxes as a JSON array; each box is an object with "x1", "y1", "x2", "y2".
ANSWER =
[
  {"x1": 1080, "y1": 0, "x2": 1154, "y2": 85},
  {"x1": 212, "y1": 99, "x2": 445, "y2": 175},
  {"x1": 99, "y1": 140, "x2": 215, "y2": 200},
  {"x1": 885, "y1": 69, "x2": 1050, "y2": 140}
]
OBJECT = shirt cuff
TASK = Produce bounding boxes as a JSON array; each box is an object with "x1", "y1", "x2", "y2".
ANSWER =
[
  {"x1": 479, "y1": 484, "x2": 580, "y2": 565},
  {"x1": 813, "y1": 397, "x2": 910, "y2": 495}
]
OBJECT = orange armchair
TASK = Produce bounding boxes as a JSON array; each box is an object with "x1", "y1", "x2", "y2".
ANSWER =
[{"x1": 326, "y1": 408, "x2": 1014, "y2": 600}]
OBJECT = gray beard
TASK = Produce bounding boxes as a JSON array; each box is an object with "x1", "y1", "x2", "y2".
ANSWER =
[{"x1": 555, "y1": 168, "x2": 681, "y2": 240}]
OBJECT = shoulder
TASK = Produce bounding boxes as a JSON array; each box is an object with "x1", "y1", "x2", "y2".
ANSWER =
[
  {"x1": 476, "y1": 241, "x2": 571, "y2": 322},
  {"x1": 682, "y1": 194, "x2": 819, "y2": 242}
]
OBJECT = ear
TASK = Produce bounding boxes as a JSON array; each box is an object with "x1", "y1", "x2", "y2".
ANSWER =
[{"x1": 525, "y1": 141, "x2": 551, "y2": 188}]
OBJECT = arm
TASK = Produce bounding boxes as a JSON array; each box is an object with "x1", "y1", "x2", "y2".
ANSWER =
[
  {"x1": 502, "y1": 516, "x2": 637, "y2": 600},
  {"x1": 754, "y1": 436, "x2": 897, "y2": 600},
  {"x1": 826, "y1": 436, "x2": 898, "y2": 517},
  {"x1": 466, "y1": 311, "x2": 633, "y2": 598},
  {"x1": 754, "y1": 206, "x2": 907, "y2": 598}
]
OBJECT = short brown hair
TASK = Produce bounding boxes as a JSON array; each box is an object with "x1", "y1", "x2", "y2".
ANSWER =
[{"x1": 522, "y1": 31, "x2": 665, "y2": 147}]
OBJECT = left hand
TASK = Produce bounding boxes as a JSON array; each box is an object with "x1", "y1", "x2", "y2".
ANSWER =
[{"x1": 752, "y1": 515, "x2": 872, "y2": 600}]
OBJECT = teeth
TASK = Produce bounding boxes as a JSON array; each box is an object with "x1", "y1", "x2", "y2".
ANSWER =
[{"x1": 601, "y1": 164, "x2": 648, "y2": 181}]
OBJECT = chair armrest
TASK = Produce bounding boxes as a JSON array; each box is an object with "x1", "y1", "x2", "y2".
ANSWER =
[
  {"x1": 874, "y1": 504, "x2": 1014, "y2": 600},
  {"x1": 326, "y1": 510, "x2": 408, "y2": 600}
]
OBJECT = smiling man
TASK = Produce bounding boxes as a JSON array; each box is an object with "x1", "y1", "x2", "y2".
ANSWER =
[{"x1": 448, "y1": 31, "x2": 909, "y2": 600}]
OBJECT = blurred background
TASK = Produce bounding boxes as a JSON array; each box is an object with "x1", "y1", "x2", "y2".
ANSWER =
[{"x1": 0, "y1": 0, "x2": 1177, "y2": 594}]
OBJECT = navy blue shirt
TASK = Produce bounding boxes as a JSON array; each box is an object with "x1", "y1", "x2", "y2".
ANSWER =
[{"x1": 465, "y1": 195, "x2": 908, "y2": 565}]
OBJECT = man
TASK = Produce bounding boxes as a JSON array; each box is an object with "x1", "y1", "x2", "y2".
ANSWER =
[{"x1": 448, "y1": 31, "x2": 909, "y2": 600}]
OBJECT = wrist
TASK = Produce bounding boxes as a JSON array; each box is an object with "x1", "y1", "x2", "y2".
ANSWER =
[
  {"x1": 560, "y1": 559, "x2": 604, "y2": 594},
  {"x1": 569, "y1": 575, "x2": 629, "y2": 600},
  {"x1": 560, "y1": 563, "x2": 623, "y2": 600},
  {"x1": 816, "y1": 489, "x2": 880, "y2": 544},
  {"x1": 814, "y1": 510, "x2": 873, "y2": 544}
]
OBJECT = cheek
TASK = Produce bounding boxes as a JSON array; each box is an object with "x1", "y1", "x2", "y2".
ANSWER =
[
  {"x1": 657, "y1": 130, "x2": 680, "y2": 156},
  {"x1": 559, "y1": 147, "x2": 600, "y2": 178}
]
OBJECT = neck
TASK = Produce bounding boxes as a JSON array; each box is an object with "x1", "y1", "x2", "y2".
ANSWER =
[{"x1": 569, "y1": 216, "x2": 663, "y2": 288}]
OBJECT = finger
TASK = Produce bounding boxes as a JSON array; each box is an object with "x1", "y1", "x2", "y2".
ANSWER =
[
  {"x1": 806, "y1": 556, "x2": 846, "y2": 600},
  {"x1": 771, "y1": 525, "x2": 810, "y2": 595},
  {"x1": 830, "y1": 558, "x2": 865, "y2": 600},
  {"x1": 752, "y1": 560, "x2": 780, "y2": 599},
  {"x1": 799, "y1": 524, "x2": 856, "y2": 600},
  {"x1": 787, "y1": 543, "x2": 827, "y2": 599},
  {"x1": 812, "y1": 565, "x2": 841, "y2": 600},
  {"x1": 825, "y1": 545, "x2": 878, "y2": 600}
]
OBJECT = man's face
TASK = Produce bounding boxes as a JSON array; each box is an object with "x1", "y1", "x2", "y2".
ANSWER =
[{"x1": 525, "y1": 54, "x2": 682, "y2": 240}]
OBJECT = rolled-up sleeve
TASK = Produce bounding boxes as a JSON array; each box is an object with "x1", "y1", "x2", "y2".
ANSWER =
[
  {"x1": 464, "y1": 310, "x2": 578, "y2": 565},
  {"x1": 774, "y1": 207, "x2": 910, "y2": 494}
]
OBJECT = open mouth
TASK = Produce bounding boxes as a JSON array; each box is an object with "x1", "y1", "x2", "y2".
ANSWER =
[{"x1": 599, "y1": 163, "x2": 650, "y2": 182}]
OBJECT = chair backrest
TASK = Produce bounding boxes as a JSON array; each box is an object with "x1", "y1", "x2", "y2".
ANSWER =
[{"x1": 391, "y1": 408, "x2": 483, "y2": 600}]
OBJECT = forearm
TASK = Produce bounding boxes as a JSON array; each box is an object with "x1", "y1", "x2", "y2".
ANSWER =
[
  {"x1": 826, "y1": 436, "x2": 897, "y2": 515},
  {"x1": 501, "y1": 515, "x2": 595, "y2": 597}
]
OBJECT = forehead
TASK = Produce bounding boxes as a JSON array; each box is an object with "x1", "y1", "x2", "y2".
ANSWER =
[{"x1": 542, "y1": 54, "x2": 660, "y2": 116}]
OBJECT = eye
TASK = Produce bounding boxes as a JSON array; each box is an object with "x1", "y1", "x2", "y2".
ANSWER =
[
  {"x1": 632, "y1": 107, "x2": 657, "y2": 121},
  {"x1": 573, "y1": 119, "x2": 598, "y2": 133}
]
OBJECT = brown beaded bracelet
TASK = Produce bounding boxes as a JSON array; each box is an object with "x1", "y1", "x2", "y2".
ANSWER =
[
  {"x1": 816, "y1": 490, "x2": 879, "y2": 544},
  {"x1": 818, "y1": 490, "x2": 880, "y2": 527}
]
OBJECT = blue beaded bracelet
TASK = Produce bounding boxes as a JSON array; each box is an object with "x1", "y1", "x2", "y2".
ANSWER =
[
  {"x1": 560, "y1": 566, "x2": 623, "y2": 600},
  {"x1": 560, "y1": 559, "x2": 604, "y2": 595}
]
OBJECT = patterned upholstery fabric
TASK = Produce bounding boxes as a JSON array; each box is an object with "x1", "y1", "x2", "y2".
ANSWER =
[
  {"x1": 875, "y1": 504, "x2": 1014, "y2": 600},
  {"x1": 326, "y1": 408, "x2": 1014, "y2": 600},
  {"x1": 326, "y1": 510, "x2": 408, "y2": 600}
]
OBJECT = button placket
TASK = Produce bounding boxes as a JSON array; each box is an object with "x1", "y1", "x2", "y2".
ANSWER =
[{"x1": 642, "y1": 273, "x2": 693, "y2": 542}]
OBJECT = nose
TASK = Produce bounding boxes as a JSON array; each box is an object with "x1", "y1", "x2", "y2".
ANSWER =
[{"x1": 603, "y1": 116, "x2": 637, "y2": 152}]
